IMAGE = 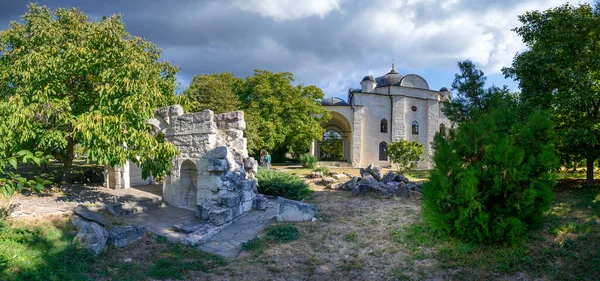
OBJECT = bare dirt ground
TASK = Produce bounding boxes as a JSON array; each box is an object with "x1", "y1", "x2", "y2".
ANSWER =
[{"x1": 208, "y1": 189, "x2": 428, "y2": 281}]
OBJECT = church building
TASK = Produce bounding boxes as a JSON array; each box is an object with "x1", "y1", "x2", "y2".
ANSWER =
[{"x1": 311, "y1": 64, "x2": 452, "y2": 168}]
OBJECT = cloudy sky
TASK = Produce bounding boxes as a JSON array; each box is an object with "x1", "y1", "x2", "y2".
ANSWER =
[{"x1": 0, "y1": 0, "x2": 584, "y2": 98}]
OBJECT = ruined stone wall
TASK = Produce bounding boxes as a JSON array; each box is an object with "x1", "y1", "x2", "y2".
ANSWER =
[{"x1": 106, "y1": 105, "x2": 264, "y2": 226}]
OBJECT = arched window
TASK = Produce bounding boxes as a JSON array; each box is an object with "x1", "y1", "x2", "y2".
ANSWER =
[
  {"x1": 439, "y1": 123, "x2": 446, "y2": 136},
  {"x1": 379, "y1": 142, "x2": 388, "y2": 161},
  {"x1": 380, "y1": 119, "x2": 388, "y2": 133},
  {"x1": 412, "y1": 121, "x2": 419, "y2": 135}
]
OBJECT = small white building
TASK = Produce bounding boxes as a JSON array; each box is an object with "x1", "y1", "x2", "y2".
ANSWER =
[{"x1": 311, "y1": 64, "x2": 452, "y2": 168}]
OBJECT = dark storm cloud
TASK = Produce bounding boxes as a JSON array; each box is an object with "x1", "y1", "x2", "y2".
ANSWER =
[{"x1": 0, "y1": 0, "x2": 581, "y2": 96}]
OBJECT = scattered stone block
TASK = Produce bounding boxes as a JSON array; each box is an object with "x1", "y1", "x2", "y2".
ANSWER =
[
  {"x1": 253, "y1": 194, "x2": 269, "y2": 211},
  {"x1": 208, "y1": 207, "x2": 233, "y2": 226},
  {"x1": 319, "y1": 177, "x2": 336, "y2": 186},
  {"x1": 211, "y1": 146, "x2": 228, "y2": 159},
  {"x1": 276, "y1": 197, "x2": 317, "y2": 222},
  {"x1": 72, "y1": 221, "x2": 108, "y2": 255},
  {"x1": 326, "y1": 182, "x2": 344, "y2": 190},
  {"x1": 309, "y1": 171, "x2": 323, "y2": 179},
  {"x1": 399, "y1": 182, "x2": 410, "y2": 198},
  {"x1": 218, "y1": 192, "x2": 241, "y2": 208},
  {"x1": 104, "y1": 203, "x2": 123, "y2": 216},
  {"x1": 331, "y1": 173, "x2": 348, "y2": 181},
  {"x1": 74, "y1": 205, "x2": 106, "y2": 226},
  {"x1": 409, "y1": 190, "x2": 423, "y2": 200},
  {"x1": 362, "y1": 164, "x2": 382, "y2": 181},
  {"x1": 381, "y1": 171, "x2": 397, "y2": 184},
  {"x1": 208, "y1": 158, "x2": 228, "y2": 172},
  {"x1": 108, "y1": 226, "x2": 146, "y2": 248},
  {"x1": 70, "y1": 214, "x2": 89, "y2": 230},
  {"x1": 395, "y1": 174, "x2": 409, "y2": 183},
  {"x1": 173, "y1": 222, "x2": 212, "y2": 234}
]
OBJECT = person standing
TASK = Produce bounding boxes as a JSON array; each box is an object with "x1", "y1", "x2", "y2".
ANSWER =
[
  {"x1": 259, "y1": 149, "x2": 266, "y2": 167},
  {"x1": 265, "y1": 152, "x2": 272, "y2": 169}
]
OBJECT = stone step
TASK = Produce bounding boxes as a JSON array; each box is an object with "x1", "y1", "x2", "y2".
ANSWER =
[{"x1": 105, "y1": 199, "x2": 167, "y2": 216}]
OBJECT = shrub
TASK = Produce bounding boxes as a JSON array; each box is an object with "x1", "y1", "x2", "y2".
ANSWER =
[
  {"x1": 422, "y1": 108, "x2": 557, "y2": 244},
  {"x1": 312, "y1": 165, "x2": 331, "y2": 175},
  {"x1": 256, "y1": 168, "x2": 312, "y2": 200},
  {"x1": 265, "y1": 224, "x2": 300, "y2": 243},
  {"x1": 299, "y1": 153, "x2": 317, "y2": 169},
  {"x1": 387, "y1": 140, "x2": 425, "y2": 173}
]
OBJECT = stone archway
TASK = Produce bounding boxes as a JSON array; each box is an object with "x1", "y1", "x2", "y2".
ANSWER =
[
  {"x1": 317, "y1": 111, "x2": 352, "y2": 162},
  {"x1": 178, "y1": 159, "x2": 198, "y2": 211}
]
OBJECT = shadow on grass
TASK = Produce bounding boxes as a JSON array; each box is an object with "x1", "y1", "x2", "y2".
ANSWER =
[
  {"x1": 392, "y1": 179, "x2": 600, "y2": 280},
  {"x1": 0, "y1": 218, "x2": 97, "y2": 281}
]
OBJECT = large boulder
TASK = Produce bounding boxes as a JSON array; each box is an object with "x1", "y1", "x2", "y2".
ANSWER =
[
  {"x1": 276, "y1": 197, "x2": 317, "y2": 222},
  {"x1": 73, "y1": 205, "x2": 106, "y2": 226},
  {"x1": 72, "y1": 221, "x2": 108, "y2": 255},
  {"x1": 108, "y1": 226, "x2": 146, "y2": 248}
]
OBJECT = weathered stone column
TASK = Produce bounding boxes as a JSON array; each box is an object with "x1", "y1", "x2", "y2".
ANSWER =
[
  {"x1": 391, "y1": 95, "x2": 406, "y2": 142},
  {"x1": 351, "y1": 106, "x2": 364, "y2": 166}
]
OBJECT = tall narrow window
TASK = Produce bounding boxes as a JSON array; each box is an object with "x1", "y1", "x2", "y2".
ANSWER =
[
  {"x1": 379, "y1": 142, "x2": 388, "y2": 161},
  {"x1": 380, "y1": 119, "x2": 388, "y2": 133},
  {"x1": 439, "y1": 123, "x2": 446, "y2": 136},
  {"x1": 412, "y1": 121, "x2": 419, "y2": 135}
]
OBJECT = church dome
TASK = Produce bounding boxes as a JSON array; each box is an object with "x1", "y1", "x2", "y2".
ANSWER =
[
  {"x1": 375, "y1": 68, "x2": 403, "y2": 87},
  {"x1": 439, "y1": 87, "x2": 450, "y2": 92},
  {"x1": 321, "y1": 97, "x2": 348, "y2": 106},
  {"x1": 361, "y1": 75, "x2": 375, "y2": 82}
]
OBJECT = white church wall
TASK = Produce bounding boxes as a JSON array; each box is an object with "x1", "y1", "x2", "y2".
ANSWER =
[{"x1": 353, "y1": 93, "x2": 392, "y2": 167}]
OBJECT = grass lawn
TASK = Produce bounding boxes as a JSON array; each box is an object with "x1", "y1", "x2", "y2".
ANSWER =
[
  {"x1": 1, "y1": 167, "x2": 598, "y2": 280},
  {"x1": 0, "y1": 213, "x2": 226, "y2": 281}
]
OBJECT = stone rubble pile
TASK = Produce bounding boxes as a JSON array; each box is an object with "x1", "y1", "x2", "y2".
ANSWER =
[
  {"x1": 333, "y1": 164, "x2": 424, "y2": 199},
  {"x1": 70, "y1": 205, "x2": 146, "y2": 255}
]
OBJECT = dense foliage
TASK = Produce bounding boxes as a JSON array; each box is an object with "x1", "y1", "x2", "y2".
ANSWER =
[
  {"x1": 424, "y1": 61, "x2": 558, "y2": 243},
  {"x1": 299, "y1": 153, "x2": 317, "y2": 169},
  {"x1": 256, "y1": 168, "x2": 312, "y2": 200},
  {"x1": 180, "y1": 72, "x2": 242, "y2": 114},
  {"x1": 181, "y1": 70, "x2": 331, "y2": 157},
  {"x1": 0, "y1": 4, "x2": 179, "y2": 183},
  {"x1": 502, "y1": 3, "x2": 600, "y2": 186},
  {"x1": 387, "y1": 140, "x2": 425, "y2": 173}
]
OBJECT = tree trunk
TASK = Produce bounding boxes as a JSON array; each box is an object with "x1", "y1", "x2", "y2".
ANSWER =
[
  {"x1": 61, "y1": 137, "x2": 75, "y2": 183},
  {"x1": 586, "y1": 155, "x2": 595, "y2": 187}
]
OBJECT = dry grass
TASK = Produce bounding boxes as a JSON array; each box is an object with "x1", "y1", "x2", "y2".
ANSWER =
[{"x1": 206, "y1": 190, "x2": 435, "y2": 281}]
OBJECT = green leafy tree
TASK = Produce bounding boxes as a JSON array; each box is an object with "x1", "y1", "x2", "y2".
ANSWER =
[
  {"x1": 319, "y1": 131, "x2": 343, "y2": 161},
  {"x1": 238, "y1": 70, "x2": 331, "y2": 155},
  {"x1": 0, "y1": 4, "x2": 179, "y2": 183},
  {"x1": 181, "y1": 72, "x2": 242, "y2": 113},
  {"x1": 387, "y1": 140, "x2": 425, "y2": 173},
  {"x1": 502, "y1": 3, "x2": 600, "y2": 186}
]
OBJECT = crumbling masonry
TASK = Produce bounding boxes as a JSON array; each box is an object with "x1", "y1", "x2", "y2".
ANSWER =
[{"x1": 105, "y1": 105, "x2": 267, "y2": 226}]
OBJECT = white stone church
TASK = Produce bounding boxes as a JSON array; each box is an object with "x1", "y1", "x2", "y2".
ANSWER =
[{"x1": 311, "y1": 64, "x2": 452, "y2": 168}]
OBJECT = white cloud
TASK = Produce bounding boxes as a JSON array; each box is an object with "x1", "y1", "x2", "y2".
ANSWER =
[
  {"x1": 233, "y1": 0, "x2": 342, "y2": 21},
  {"x1": 342, "y1": 0, "x2": 580, "y2": 75}
]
